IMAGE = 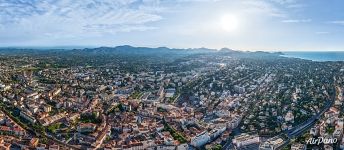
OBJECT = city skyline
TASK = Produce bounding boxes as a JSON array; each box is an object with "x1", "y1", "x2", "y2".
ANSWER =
[{"x1": 1, "y1": 0, "x2": 344, "y2": 51}]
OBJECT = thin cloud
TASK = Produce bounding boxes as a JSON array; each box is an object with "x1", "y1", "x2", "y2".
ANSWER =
[
  {"x1": 315, "y1": 31, "x2": 330, "y2": 34},
  {"x1": 0, "y1": 0, "x2": 164, "y2": 33},
  {"x1": 329, "y1": 20, "x2": 344, "y2": 25},
  {"x1": 282, "y1": 19, "x2": 311, "y2": 23},
  {"x1": 286, "y1": 3, "x2": 306, "y2": 9},
  {"x1": 242, "y1": 0, "x2": 287, "y2": 18},
  {"x1": 269, "y1": 0, "x2": 297, "y2": 5}
]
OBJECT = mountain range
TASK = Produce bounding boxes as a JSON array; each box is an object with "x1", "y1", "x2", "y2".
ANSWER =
[{"x1": 0, "y1": 45, "x2": 283, "y2": 56}]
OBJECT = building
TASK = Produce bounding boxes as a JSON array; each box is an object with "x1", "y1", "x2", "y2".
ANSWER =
[
  {"x1": 77, "y1": 123, "x2": 97, "y2": 133},
  {"x1": 176, "y1": 144, "x2": 188, "y2": 150},
  {"x1": 333, "y1": 128, "x2": 343, "y2": 139},
  {"x1": 227, "y1": 115, "x2": 242, "y2": 129},
  {"x1": 310, "y1": 127, "x2": 319, "y2": 136},
  {"x1": 156, "y1": 145, "x2": 175, "y2": 150},
  {"x1": 285, "y1": 111, "x2": 294, "y2": 122},
  {"x1": 0, "y1": 84, "x2": 10, "y2": 91},
  {"x1": 43, "y1": 105, "x2": 52, "y2": 112},
  {"x1": 19, "y1": 111, "x2": 36, "y2": 123},
  {"x1": 234, "y1": 85, "x2": 245, "y2": 94},
  {"x1": 29, "y1": 138, "x2": 39, "y2": 148},
  {"x1": 50, "y1": 88, "x2": 61, "y2": 97},
  {"x1": 233, "y1": 133, "x2": 260, "y2": 148},
  {"x1": 324, "y1": 145, "x2": 333, "y2": 150},
  {"x1": 49, "y1": 145, "x2": 59, "y2": 150},
  {"x1": 291, "y1": 143, "x2": 306, "y2": 150},
  {"x1": 209, "y1": 127, "x2": 226, "y2": 140},
  {"x1": 190, "y1": 131, "x2": 210, "y2": 148},
  {"x1": 41, "y1": 112, "x2": 66, "y2": 126},
  {"x1": 259, "y1": 136, "x2": 284, "y2": 150},
  {"x1": 165, "y1": 88, "x2": 176, "y2": 98},
  {"x1": 340, "y1": 136, "x2": 344, "y2": 149},
  {"x1": 157, "y1": 86, "x2": 165, "y2": 98},
  {"x1": 337, "y1": 118, "x2": 344, "y2": 129}
]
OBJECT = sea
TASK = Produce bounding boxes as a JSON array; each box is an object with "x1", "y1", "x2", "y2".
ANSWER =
[{"x1": 281, "y1": 51, "x2": 344, "y2": 61}]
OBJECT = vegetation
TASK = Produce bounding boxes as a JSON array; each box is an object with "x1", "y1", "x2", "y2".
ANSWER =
[
  {"x1": 106, "y1": 103, "x2": 127, "y2": 115},
  {"x1": 47, "y1": 123, "x2": 62, "y2": 133},
  {"x1": 211, "y1": 144, "x2": 222, "y2": 150},
  {"x1": 130, "y1": 91, "x2": 144, "y2": 99},
  {"x1": 157, "y1": 107, "x2": 167, "y2": 112},
  {"x1": 168, "y1": 93, "x2": 180, "y2": 103},
  {"x1": 326, "y1": 126, "x2": 335, "y2": 134},
  {"x1": 80, "y1": 112, "x2": 102, "y2": 124},
  {"x1": 163, "y1": 123, "x2": 188, "y2": 143}
]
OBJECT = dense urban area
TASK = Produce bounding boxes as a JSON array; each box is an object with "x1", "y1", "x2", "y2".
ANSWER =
[{"x1": 0, "y1": 46, "x2": 343, "y2": 150}]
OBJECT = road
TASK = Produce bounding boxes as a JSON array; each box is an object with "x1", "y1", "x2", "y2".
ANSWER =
[
  {"x1": 286, "y1": 99, "x2": 333, "y2": 138},
  {"x1": 223, "y1": 138, "x2": 234, "y2": 150},
  {"x1": 276, "y1": 86, "x2": 336, "y2": 149}
]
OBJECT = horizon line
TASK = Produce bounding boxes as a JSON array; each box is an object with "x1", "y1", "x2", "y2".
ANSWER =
[{"x1": 0, "y1": 45, "x2": 343, "y2": 52}]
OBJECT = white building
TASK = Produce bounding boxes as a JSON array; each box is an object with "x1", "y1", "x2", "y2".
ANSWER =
[
  {"x1": 190, "y1": 131, "x2": 210, "y2": 148},
  {"x1": 291, "y1": 143, "x2": 306, "y2": 150},
  {"x1": 176, "y1": 144, "x2": 189, "y2": 150},
  {"x1": 337, "y1": 118, "x2": 344, "y2": 129},
  {"x1": 209, "y1": 127, "x2": 226, "y2": 140},
  {"x1": 233, "y1": 133, "x2": 260, "y2": 148},
  {"x1": 227, "y1": 115, "x2": 242, "y2": 129},
  {"x1": 285, "y1": 111, "x2": 294, "y2": 122},
  {"x1": 165, "y1": 88, "x2": 176, "y2": 98},
  {"x1": 333, "y1": 128, "x2": 343, "y2": 139},
  {"x1": 234, "y1": 85, "x2": 245, "y2": 94},
  {"x1": 310, "y1": 127, "x2": 319, "y2": 136},
  {"x1": 259, "y1": 136, "x2": 284, "y2": 150},
  {"x1": 20, "y1": 111, "x2": 36, "y2": 123},
  {"x1": 0, "y1": 84, "x2": 10, "y2": 91},
  {"x1": 156, "y1": 145, "x2": 175, "y2": 150}
]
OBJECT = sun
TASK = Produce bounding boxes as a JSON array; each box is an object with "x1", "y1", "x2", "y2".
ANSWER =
[{"x1": 220, "y1": 14, "x2": 239, "y2": 32}]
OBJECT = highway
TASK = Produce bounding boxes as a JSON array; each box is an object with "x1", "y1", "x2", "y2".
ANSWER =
[
  {"x1": 276, "y1": 89, "x2": 336, "y2": 150},
  {"x1": 286, "y1": 99, "x2": 333, "y2": 138}
]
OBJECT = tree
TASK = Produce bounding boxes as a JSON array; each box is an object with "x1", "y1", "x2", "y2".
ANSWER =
[{"x1": 212, "y1": 144, "x2": 222, "y2": 150}]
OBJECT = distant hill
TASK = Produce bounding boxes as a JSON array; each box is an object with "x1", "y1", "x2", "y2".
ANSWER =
[
  {"x1": 72, "y1": 45, "x2": 218, "y2": 55},
  {"x1": 0, "y1": 45, "x2": 282, "y2": 57}
]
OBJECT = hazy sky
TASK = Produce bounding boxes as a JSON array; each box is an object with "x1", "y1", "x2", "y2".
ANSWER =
[{"x1": 0, "y1": 0, "x2": 344, "y2": 51}]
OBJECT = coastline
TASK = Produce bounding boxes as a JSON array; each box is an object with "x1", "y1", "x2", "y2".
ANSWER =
[{"x1": 280, "y1": 51, "x2": 344, "y2": 62}]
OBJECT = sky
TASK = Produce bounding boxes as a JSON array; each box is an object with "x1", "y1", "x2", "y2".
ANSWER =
[{"x1": 0, "y1": 0, "x2": 344, "y2": 51}]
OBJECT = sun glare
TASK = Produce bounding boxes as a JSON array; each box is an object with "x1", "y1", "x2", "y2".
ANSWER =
[{"x1": 220, "y1": 14, "x2": 238, "y2": 32}]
